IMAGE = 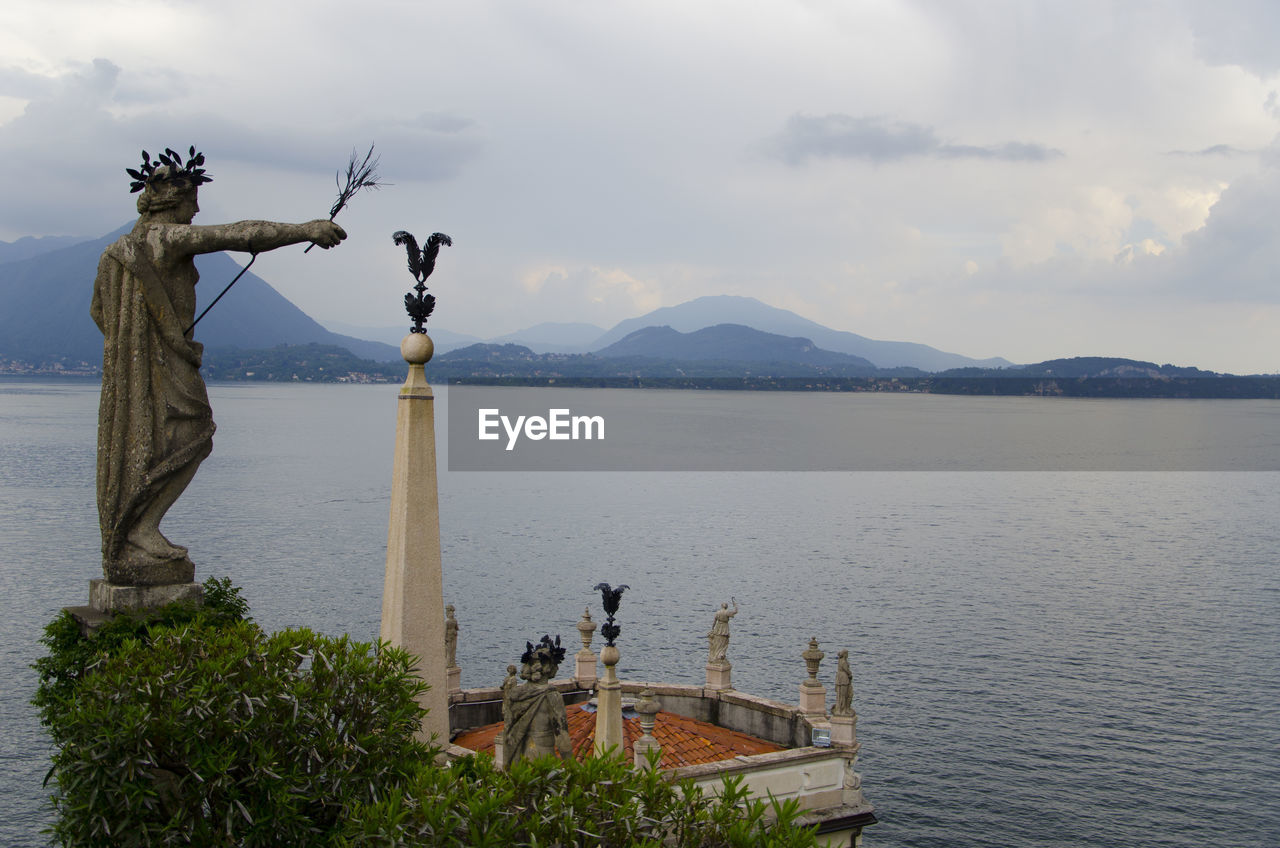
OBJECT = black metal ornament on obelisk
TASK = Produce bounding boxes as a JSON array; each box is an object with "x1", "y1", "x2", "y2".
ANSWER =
[
  {"x1": 593, "y1": 582, "x2": 629, "y2": 646},
  {"x1": 392, "y1": 230, "x2": 452, "y2": 333}
]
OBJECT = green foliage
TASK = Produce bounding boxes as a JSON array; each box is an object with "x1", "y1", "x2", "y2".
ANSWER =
[
  {"x1": 35, "y1": 584, "x2": 434, "y2": 847},
  {"x1": 33, "y1": 576, "x2": 249, "y2": 729},
  {"x1": 341, "y1": 751, "x2": 818, "y2": 848}
]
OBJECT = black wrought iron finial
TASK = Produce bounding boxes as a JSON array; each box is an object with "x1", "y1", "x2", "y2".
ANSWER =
[
  {"x1": 393, "y1": 230, "x2": 452, "y2": 333},
  {"x1": 593, "y1": 582, "x2": 629, "y2": 647}
]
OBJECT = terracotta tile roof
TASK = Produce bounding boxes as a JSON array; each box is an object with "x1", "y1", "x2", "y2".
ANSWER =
[{"x1": 453, "y1": 703, "x2": 783, "y2": 769}]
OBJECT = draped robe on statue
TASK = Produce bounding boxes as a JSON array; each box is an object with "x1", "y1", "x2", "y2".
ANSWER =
[
  {"x1": 91, "y1": 231, "x2": 214, "y2": 584},
  {"x1": 502, "y1": 683, "x2": 573, "y2": 768}
]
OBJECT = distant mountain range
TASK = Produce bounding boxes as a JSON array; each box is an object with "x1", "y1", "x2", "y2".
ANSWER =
[
  {"x1": 422, "y1": 341, "x2": 1280, "y2": 397},
  {"x1": 597, "y1": 324, "x2": 879, "y2": 370},
  {"x1": 587, "y1": 295, "x2": 1013, "y2": 371},
  {"x1": 5, "y1": 228, "x2": 1268, "y2": 396},
  {"x1": 0, "y1": 226, "x2": 399, "y2": 367},
  {"x1": 326, "y1": 295, "x2": 1013, "y2": 370},
  {"x1": 0, "y1": 234, "x2": 86, "y2": 264},
  {"x1": 429, "y1": 323, "x2": 889, "y2": 381}
]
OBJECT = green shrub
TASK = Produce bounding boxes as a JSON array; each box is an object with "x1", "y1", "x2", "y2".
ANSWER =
[
  {"x1": 36, "y1": 591, "x2": 433, "y2": 847},
  {"x1": 341, "y1": 751, "x2": 818, "y2": 848},
  {"x1": 36, "y1": 582, "x2": 817, "y2": 847},
  {"x1": 33, "y1": 576, "x2": 250, "y2": 732}
]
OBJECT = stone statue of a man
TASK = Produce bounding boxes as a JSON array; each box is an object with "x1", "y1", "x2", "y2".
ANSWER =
[
  {"x1": 502, "y1": 635, "x2": 573, "y2": 768},
  {"x1": 92, "y1": 149, "x2": 345, "y2": 585},
  {"x1": 707, "y1": 598, "x2": 738, "y2": 663}
]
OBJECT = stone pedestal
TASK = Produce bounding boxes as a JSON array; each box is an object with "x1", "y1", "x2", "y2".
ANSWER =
[
  {"x1": 494, "y1": 732, "x2": 506, "y2": 770},
  {"x1": 575, "y1": 608, "x2": 598, "y2": 688},
  {"x1": 800, "y1": 637, "x2": 827, "y2": 716},
  {"x1": 381, "y1": 333, "x2": 449, "y2": 744},
  {"x1": 633, "y1": 688, "x2": 661, "y2": 770},
  {"x1": 446, "y1": 666, "x2": 461, "y2": 694},
  {"x1": 799, "y1": 680, "x2": 827, "y2": 716},
  {"x1": 831, "y1": 712, "x2": 858, "y2": 747},
  {"x1": 594, "y1": 644, "x2": 624, "y2": 757},
  {"x1": 103, "y1": 553, "x2": 195, "y2": 587},
  {"x1": 89, "y1": 578, "x2": 203, "y2": 612},
  {"x1": 575, "y1": 651, "x2": 597, "y2": 688},
  {"x1": 705, "y1": 659, "x2": 732, "y2": 691}
]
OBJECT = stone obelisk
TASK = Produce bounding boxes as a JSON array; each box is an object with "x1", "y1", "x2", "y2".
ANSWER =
[
  {"x1": 592, "y1": 582, "x2": 628, "y2": 757},
  {"x1": 382, "y1": 229, "x2": 453, "y2": 745},
  {"x1": 382, "y1": 330, "x2": 449, "y2": 743},
  {"x1": 594, "y1": 641, "x2": 624, "y2": 757}
]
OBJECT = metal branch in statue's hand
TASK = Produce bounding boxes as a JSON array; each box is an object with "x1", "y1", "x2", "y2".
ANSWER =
[{"x1": 304, "y1": 143, "x2": 386, "y2": 253}]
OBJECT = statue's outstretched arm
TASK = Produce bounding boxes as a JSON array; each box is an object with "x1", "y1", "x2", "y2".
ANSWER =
[{"x1": 161, "y1": 220, "x2": 346, "y2": 256}]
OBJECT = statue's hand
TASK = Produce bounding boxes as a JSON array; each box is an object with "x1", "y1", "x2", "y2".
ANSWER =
[{"x1": 307, "y1": 220, "x2": 347, "y2": 249}]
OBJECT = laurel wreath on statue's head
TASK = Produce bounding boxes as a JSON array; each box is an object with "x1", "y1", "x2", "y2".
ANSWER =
[{"x1": 127, "y1": 146, "x2": 212, "y2": 193}]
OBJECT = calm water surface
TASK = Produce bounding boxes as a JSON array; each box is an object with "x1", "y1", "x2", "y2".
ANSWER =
[{"x1": 1, "y1": 379, "x2": 1277, "y2": 847}]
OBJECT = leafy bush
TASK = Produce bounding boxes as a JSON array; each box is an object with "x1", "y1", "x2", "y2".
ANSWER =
[
  {"x1": 36, "y1": 582, "x2": 818, "y2": 847},
  {"x1": 33, "y1": 576, "x2": 249, "y2": 730},
  {"x1": 341, "y1": 752, "x2": 818, "y2": 848},
  {"x1": 35, "y1": 585, "x2": 433, "y2": 847}
]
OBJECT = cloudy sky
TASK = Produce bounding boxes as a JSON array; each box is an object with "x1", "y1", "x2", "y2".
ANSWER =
[{"x1": 2, "y1": 1, "x2": 1278, "y2": 373}]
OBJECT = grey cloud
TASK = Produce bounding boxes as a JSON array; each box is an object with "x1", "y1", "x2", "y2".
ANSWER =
[
  {"x1": 0, "y1": 66, "x2": 56, "y2": 98},
  {"x1": 1185, "y1": 1, "x2": 1280, "y2": 78},
  {"x1": 1165, "y1": 144, "x2": 1250, "y2": 157},
  {"x1": 128, "y1": 113, "x2": 484, "y2": 183},
  {"x1": 768, "y1": 114, "x2": 1062, "y2": 165},
  {"x1": 112, "y1": 67, "x2": 192, "y2": 106},
  {"x1": 1163, "y1": 161, "x2": 1280, "y2": 301},
  {"x1": 978, "y1": 150, "x2": 1280, "y2": 305},
  {"x1": 0, "y1": 58, "x2": 118, "y2": 100},
  {"x1": 0, "y1": 58, "x2": 483, "y2": 235},
  {"x1": 770, "y1": 114, "x2": 937, "y2": 164},
  {"x1": 938, "y1": 141, "x2": 1063, "y2": 162}
]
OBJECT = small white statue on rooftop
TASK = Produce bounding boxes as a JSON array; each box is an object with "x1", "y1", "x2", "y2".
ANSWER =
[{"x1": 707, "y1": 597, "x2": 738, "y2": 663}]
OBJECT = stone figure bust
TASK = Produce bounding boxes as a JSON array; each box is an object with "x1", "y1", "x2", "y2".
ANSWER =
[
  {"x1": 444, "y1": 604, "x2": 459, "y2": 668},
  {"x1": 833, "y1": 649, "x2": 854, "y2": 716},
  {"x1": 91, "y1": 149, "x2": 344, "y2": 586},
  {"x1": 707, "y1": 598, "x2": 738, "y2": 663},
  {"x1": 502, "y1": 635, "x2": 573, "y2": 768}
]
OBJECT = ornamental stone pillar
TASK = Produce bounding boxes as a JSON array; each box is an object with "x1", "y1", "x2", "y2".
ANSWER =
[
  {"x1": 575, "y1": 607, "x2": 598, "y2": 688},
  {"x1": 799, "y1": 636, "x2": 828, "y2": 716},
  {"x1": 381, "y1": 331, "x2": 449, "y2": 744},
  {"x1": 633, "y1": 688, "x2": 662, "y2": 770}
]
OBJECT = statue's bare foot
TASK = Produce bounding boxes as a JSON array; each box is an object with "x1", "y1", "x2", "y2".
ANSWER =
[{"x1": 125, "y1": 528, "x2": 188, "y2": 561}]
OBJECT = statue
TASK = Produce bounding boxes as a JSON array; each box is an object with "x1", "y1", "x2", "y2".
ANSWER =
[
  {"x1": 444, "y1": 604, "x2": 459, "y2": 668},
  {"x1": 92, "y1": 148, "x2": 345, "y2": 585},
  {"x1": 500, "y1": 664, "x2": 518, "y2": 728},
  {"x1": 707, "y1": 598, "x2": 738, "y2": 663},
  {"x1": 502, "y1": 635, "x2": 573, "y2": 768},
  {"x1": 833, "y1": 649, "x2": 854, "y2": 716}
]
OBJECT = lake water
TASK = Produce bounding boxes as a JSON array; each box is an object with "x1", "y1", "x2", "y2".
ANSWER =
[{"x1": 1, "y1": 378, "x2": 1278, "y2": 847}]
